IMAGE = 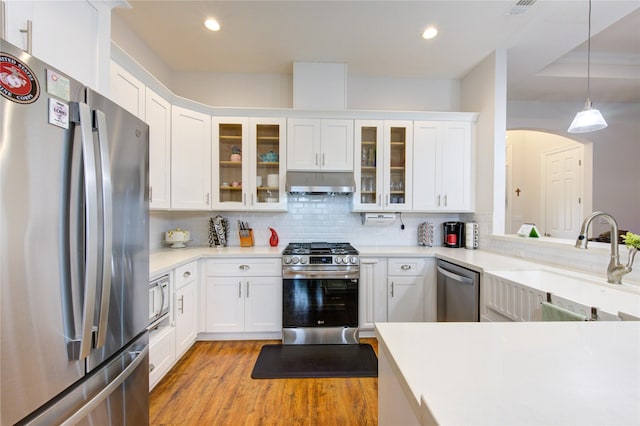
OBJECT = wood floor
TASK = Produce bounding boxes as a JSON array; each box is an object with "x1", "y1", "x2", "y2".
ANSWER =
[{"x1": 149, "y1": 339, "x2": 379, "y2": 426}]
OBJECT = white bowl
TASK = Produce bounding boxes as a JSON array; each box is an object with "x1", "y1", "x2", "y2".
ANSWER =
[{"x1": 165, "y1": 228, "x2": 190, "y2": 242}]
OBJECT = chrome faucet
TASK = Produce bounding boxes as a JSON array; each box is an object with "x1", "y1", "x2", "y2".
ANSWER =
[{"x1": 575, "y1": 211, "x2": 634, "y2": 284}]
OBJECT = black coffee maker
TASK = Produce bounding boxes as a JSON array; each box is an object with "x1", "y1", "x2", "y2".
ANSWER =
[{"x1": 443, "y1": 222, "x2": 465, "y2": 248}]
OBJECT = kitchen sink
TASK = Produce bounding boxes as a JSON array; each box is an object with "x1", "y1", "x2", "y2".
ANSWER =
[{"x1": 485, "y1": 269, "x2": 640, "y2": 321}]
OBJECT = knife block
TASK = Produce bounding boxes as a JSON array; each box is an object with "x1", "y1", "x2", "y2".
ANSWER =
[{"x1": 239, "y1": 229, "x2": 254, "y2": 247}]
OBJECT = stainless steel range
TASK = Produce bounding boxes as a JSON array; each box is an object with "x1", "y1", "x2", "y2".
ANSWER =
[{"x1": 282, "y1": 242, "x2": 360, "y2": 344}]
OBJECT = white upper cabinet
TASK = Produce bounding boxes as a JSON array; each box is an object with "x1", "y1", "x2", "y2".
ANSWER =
[
  {"x1": 413, "y1": 120, "x2": 474, "y2": 212},
  {"x1": 354, "y1": 120, "x2": 412, "y2": 211},
  {"x1": 212, "y1": 117, "x2": 287, "y2": 211},
  {"x1": 4, "y1": 0, "x2": 112, "y2": 91},
  {"x1": 287, "y1": 119, "x2": 353, "y2": 171},
  {"x1": 145, "y1": 89, "x2": 172, "y2": 209},
  {"x1": 110, "y1": 62, "x2": 146, "y2": 119},
  {"x1": 171, "y1": 106, "x2": 212, "y2": 210},
  {"x1": 250, "y1": 118, "x2": 287, "y2": 210},
  {"x1": 211, "y1": 117, "x2": 250, "y2": 210}
]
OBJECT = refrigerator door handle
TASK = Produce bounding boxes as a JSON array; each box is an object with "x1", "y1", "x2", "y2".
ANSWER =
[
  {"x1": 93, "y1": 109, "x2": 113, "y2": 350},
  {"x1": 59, "y1": 344, "x2": 149, "y2": 426},
  {"x1": 68, "y1": 102, "x2": 100, "y2": 361}
]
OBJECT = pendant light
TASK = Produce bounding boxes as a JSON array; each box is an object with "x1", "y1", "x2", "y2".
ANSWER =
[{"x1": 567, "y1": 0, "x2": 608, "y2": 133}]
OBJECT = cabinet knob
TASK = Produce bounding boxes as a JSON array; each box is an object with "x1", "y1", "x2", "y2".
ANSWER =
[
  {"x1": 401, "y1": 264, "x2": 412, "y2": 271},
  {"x1": 149, "y1": 363, "x2": 155, "y2": 372},
  {"x1": 183, "y1": 271, "x2": 191, "y2": 278},
  {"x1": 239, "y1": 264, "x2": 250, "y2": 271}
]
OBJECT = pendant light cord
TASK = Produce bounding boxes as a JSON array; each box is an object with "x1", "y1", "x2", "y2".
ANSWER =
[{"x1": 587, "y1": 0, "x2": 592, "y2": 102}]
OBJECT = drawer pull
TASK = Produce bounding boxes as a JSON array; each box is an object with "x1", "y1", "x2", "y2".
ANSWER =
[
  {"x1": 401, "y1": 264, "x2": 412, "y2": 270},
  {"x1": 183, "y1": 271, "x2": 191, "y2": 278},
  {"x1": 239, "y1": 265, "x2": 250, "y2": 271},
  {"x1": 149, "y1": 363, "x2": 155, "y2": 373}
]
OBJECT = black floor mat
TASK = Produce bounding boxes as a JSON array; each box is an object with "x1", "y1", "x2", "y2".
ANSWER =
[{"x1": 251, "y1": 344, "x2": 378, "y2": 379}]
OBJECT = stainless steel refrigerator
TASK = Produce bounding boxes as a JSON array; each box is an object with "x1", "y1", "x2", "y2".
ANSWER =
[{"x1": 1, "y1": 39, "x2": 149, "y2": 425}]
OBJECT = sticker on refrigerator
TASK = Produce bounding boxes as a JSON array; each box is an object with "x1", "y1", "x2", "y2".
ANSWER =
[
  {"x1": 48, "y1": 98, "x2": 69, "y2": 129},
  {"x1": 46, "y1": 69, "x2": 70, "y2": 101},
  {"x1": 0, "y1": 53, "x2": 40, "y2": 104}
]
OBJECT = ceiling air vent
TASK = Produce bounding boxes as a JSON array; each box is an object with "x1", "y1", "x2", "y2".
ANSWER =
[{"x1": 507, "y1": 0, "x2": 536, "y2": 15}]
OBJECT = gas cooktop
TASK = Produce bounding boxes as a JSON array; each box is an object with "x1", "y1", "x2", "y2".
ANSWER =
[
  {"x1": 282, "y1": 242, "x2": 359, "y2": 267},
  {"x1": 282, "y1": 242, "x2": 359, "y2": 256}
]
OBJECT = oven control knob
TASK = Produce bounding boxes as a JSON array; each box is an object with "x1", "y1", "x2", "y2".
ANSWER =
[
  {"x1": 299, "y1": 256, "x2": 308, "y2": 264},
  {"x1": 292, "y1": 257, "x2": 299, "y2": 264},
  {"x1": 283, "y1": 256, "x2": 292, "y2": 264},
  {"x1": 338, "y1": 256, "x2": 345, "y2": 264},
  {"x1": 349, "y1": 256, "x2": 358, "y2": 264}
]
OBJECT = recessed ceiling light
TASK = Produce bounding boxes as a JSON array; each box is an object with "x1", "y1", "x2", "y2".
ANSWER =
[
  {"x1": 422, "y1": 26, "x2": 438, "y2": 40},
  {"x1": 205, "y1": 18, "x2": 220, "y2": 32}
]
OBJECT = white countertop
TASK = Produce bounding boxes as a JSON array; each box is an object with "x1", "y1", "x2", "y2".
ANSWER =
[
  {"x1": 150, "y1": 245, "x2": 639, "y2": 316},
  {"x1": 376, "y1": 321, "x2": 640, "y2": 425},
  {"x1": 150, "y1": 245, "x2": 542, "y2": 277}
]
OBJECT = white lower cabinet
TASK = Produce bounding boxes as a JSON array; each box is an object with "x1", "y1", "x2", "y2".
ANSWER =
[
  {"x1": 482, "y1": 273, "x2": 545, "y2": 322},
  {"x1": 149, "y1": 323, "x2": 175, "y2": 391},
  {"x1": 387, "y1": 258, "x2": 426, "y2": 322},
  {"x1": 148, "y1": 261, "x2": 199, "y2": 391},
  {"x1": 359, "y1": 258, "x2": 388, "y2": 330},
  {"x1": 174, "y1": 261, "x2": 198, "y2": 358},
  {"x1": 205, "y1": 258, "x2": 282, "y2": 334}
]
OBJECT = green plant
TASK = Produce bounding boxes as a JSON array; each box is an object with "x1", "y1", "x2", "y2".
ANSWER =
[{"x1": 622, "y1": 232, "x2": 640, "y2": 250}]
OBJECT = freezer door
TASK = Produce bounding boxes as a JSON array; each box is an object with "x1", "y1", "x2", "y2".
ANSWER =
[
  {"x1": 85, "y1": 89, "x2": 150, "y2": 372},
  {"x1": 1, "y1": 40, "x2": 88, "y2": 425},
  {"x1": 23, "y1": 332, "x2": 149, "y2": 425}
]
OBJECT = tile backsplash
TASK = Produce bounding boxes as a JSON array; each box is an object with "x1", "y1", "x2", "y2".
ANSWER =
[
  {"x1": 151, "y1": 198, "x2": 639, "y2": 285},
  {"x1": 151, "y1": 195, "x2": 468, "y2": 250}
]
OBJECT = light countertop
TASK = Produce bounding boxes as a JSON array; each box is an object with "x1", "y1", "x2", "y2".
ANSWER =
[
  {"x1": 150, "y1": 245, "x2": 639, "y2": 317},
  {"x1": 376, "y1": 321, "x2": 640, "y2": 425},
  {"x1": 151, "y1": 245, "x2": 545, "y2": 277}
]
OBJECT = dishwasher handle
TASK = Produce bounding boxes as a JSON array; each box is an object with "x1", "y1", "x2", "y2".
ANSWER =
[{"x1": 437, "y1": 265, "x2": 474, "y2": 285}]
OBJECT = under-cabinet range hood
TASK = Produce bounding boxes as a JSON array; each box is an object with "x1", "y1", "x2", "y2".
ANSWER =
[{"x1": 286, "y1": 171, "x2": 355, "y2": 194}]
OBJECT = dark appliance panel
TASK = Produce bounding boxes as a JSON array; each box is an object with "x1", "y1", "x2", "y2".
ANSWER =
[{"x1": 283, "y1": 278, "x2": 359, "y2": 328}]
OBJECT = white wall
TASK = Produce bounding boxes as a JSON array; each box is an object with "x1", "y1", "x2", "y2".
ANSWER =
[
  {"x1": 111, "y1": 14, "x2": 460, "y2": 111},
  {"x1": 460, "y1": 50, "x2": 507, "y2": 237},
  {"x1": 508, "y1": 100, "x2": 640, "y2": 235},
  {"x1": 506, "y1": 131, "x2": 589, "y2": 234}
]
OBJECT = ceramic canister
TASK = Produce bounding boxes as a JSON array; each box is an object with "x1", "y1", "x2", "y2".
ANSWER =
[{"x1": 465, "y1": 222, "x2": 479, "y2": 249}]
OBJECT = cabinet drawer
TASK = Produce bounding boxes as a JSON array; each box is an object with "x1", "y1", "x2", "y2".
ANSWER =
[
  {"x1": 206, "y1": 257, "x2": 281, "y2": 277},
  {"x1": 387, "y1": 258, "x2": 427, "y2": 276},
  {"x1": 149, "y1": 326, "x2": 176, "y2": 390},
  {"x1": 175, "y1": 261, "x2": 198, "y2": 289}
]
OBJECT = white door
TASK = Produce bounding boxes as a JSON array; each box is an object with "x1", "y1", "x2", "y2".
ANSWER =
[
  {"x1": 544, "y1": 146, "x2": 583, "y2": 238},
  {"x1": 145, "y1": 88, "x2": 171, "y2": 209},
  {"x1": 244, "y1": 277, "x2": 282, "y2": 332},
  {"x1": 320, "y1": 119, "x2": 354, "y2": 171},
  {"x1": 205, "y1": 277, "x2": 245, "y2": 332},
  {"x1": 287, "y1": 119, "x2": 320, "y2": 170},
  {"x1": 171, "y1": 106, "x2": 212, "y2": 210}
]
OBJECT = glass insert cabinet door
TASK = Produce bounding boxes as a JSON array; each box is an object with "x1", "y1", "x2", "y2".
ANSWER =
[
  {"x1": 254, "y1": 123, "x2": 282, "y2": 206},
  {"x1": 217, "y1": 120, "x2": 247, "y2": 205},
  {"x1": 358, "y1": 124, "x2": 380, "y2": 207},
  {"x1": 388, "y1": 125, "x2": 407, "y2": 206},
  {"x1": 354, "y1": 120, "x2": 412, "y2": 211}
]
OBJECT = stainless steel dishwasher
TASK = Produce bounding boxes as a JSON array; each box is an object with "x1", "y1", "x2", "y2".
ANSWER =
[{"x1": 437, "y1": 259, "x2": 480, "y2": 322}]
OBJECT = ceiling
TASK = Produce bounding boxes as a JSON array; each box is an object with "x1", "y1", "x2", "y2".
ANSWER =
[{"x1": 113, "y1": 1, "x2": 640, "y2": 104}]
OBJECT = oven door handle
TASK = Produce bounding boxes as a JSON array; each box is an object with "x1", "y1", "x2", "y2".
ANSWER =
[{"x1": 283, "y1": 270, "x2": 359, "y2": 279}]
